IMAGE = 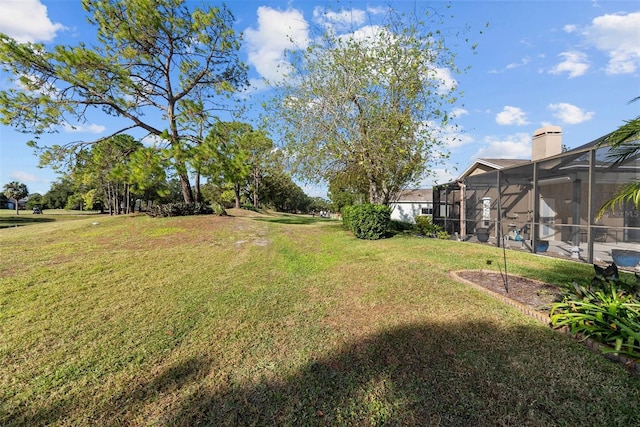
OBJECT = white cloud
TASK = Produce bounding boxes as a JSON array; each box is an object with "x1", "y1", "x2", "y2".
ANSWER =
[
  {"x1": 506, "y1": 57, "x2": 531, "y2": 70},
  {"x1": 432, "y1": 67, "x2": 457, "y2": 93},
  {"x1": 473, "y1": 133, "x2": 532, "y2": 160},
  {"x1": 495, "y1": 106, "x2": 529, "y2": 126},
  {"x1": 450, "y1": 108, "x2": 469, "y2": 118},
  {"x1": 11, "y1": 171, "x2": 38, "y2": 182},
  {"x1": 366, "y1": 6, "x2": 388, "y2": 16},
  {"x1": 313, "y1": 7, "x2": 365, "y2": 32},
  {"x1": 244, "y1": 7, "x2": 310, "y2": 83},
  {"x1": 62, "y1": 122, "x2": 106, "y2": 134},
  {"x1": 0, "y1": 0, "x2": 66, "y2": 43},
  {"x1": 549, "y1": 51, "x2": 590, "y2": 78},
  {"x1": 312, "y1": 5, "x2": 387, "y2": 32},
  {"x1": 583, "y1": 11, "x2": 640, "y2": 74},
  {"x1": 442, "y1": 124, "x2": 474, "y2": 149},
  {"x1": 140, "y1": 134, "x2": 167, "y2": 147},
  {"x1": 547, "y1": 103, "x2": 594, "y2": 124},
  {"x1": 419, "y1": 167, "x2": 459, "y2": 187},
  {"x1": 563, "y1": 24, "x2": 578, "y2": 33},
  {"x1": 439, "y1": 111, "x2": 473, "y2": 149}
]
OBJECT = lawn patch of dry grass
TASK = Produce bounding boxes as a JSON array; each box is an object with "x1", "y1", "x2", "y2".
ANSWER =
[{"x1": 1, "y1": 212, "x2": 639, "y2": 426}]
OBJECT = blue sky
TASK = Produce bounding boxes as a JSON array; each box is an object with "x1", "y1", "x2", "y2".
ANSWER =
[{"x1": 0, "y1": 0, "x2": 639, "y2": 197}]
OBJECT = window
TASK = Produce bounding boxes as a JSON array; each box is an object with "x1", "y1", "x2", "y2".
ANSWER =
[{"x1": 421, "y1": 204, "x2": 433, "y2": 215}]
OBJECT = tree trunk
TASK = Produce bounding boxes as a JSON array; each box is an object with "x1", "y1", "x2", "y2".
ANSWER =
[
  {"x1": 234, "y1": 183, "x2": 241, "y2": 209},
  {"x1": 114, "y1": 185, "x2": 119, "y2": 214},
  {"x1": 194, "y1": 171, "x2": 202, "y2": 203},
  {"x1": 125, "y1": 183, "x2": 130, "y2": 214},
  {"x1": 178, "y1": 171, "x2": 194, "y2": 204},
  {"x1": 253, "y1": 168, "x2": 259, "y2": 208},
  {"x1": 106, "y1": 183, "x2": 113, "y2": 215},
  {"x1": 14, "y1": 198, "x2": 19, "y2": 215},
  {"x1": 368, "y1": 175, "x2": 381, "y2": 205}
]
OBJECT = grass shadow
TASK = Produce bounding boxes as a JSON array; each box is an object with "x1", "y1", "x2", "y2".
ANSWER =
[
  {"x1": 254, "y1": 214, "x2": 333, "y2": 225},
  {"x1": 154, "y1": 321, "x2": 638, "y2": 426},
  {"x1": 7, "y1": 323, "x2": 640, "y2": 425}
]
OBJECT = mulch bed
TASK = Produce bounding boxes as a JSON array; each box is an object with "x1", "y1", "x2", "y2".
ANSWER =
[{"x1": 453, "y1": 270, "x2": 562, "y2": 312}]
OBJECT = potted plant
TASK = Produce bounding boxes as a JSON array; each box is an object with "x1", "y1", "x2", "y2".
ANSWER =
[
  {"x1": 535, "y1": 240, "x2": 549, "y2": 252},
  {"x1": 611, "y1": 249, "x2": 640, "y2": 267},
  {"x1": 476, "y1": 227, "x2": 490, "y2": 243}
]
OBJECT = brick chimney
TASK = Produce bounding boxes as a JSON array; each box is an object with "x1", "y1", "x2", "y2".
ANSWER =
[{"x1": 532, "y1": 126, "x2": 562, "y2": 161}]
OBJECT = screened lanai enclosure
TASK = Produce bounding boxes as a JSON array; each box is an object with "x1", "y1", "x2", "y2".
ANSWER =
[{"x1": 433, "y1": 132, "x2": 640, "y2": 269}]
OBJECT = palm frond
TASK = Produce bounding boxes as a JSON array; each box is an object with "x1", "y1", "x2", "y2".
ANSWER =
[{"x1": 597, "y1": 181, "x2": 640, "y2": 220}]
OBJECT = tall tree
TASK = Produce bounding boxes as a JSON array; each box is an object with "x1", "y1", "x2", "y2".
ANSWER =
[
  {"x1": 201, "y1": 121, "x2": 273, "y2": 209},
  {"x1": 0, "y1": 0, "x2": 247, "y2": 203},
  {"x1": 2, "y1": 181, "x2": 28, "y2": 214},
  {"x1": 267, "y1": 5, "x2": 472, "y2": 205},
  {"x1": 72, "y1": 135, "x2": 145, "y2": 214},
  {"x1": 43, "y1": 178, "x2": 75, "y2": 209},
  {"x1": 26, "y1": 193, "x2": 43, "y2": 210},
  {"x1": 259, "y1": 170, "x2": 310, "y2": 213}
]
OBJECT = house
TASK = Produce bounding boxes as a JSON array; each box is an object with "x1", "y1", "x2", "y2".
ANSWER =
[
  {"x1": 5, "y1": 197, "x2": 28, "y2": 211},
  {"x1": 433, "y1": 126, "x2": 640, "y2": 265},
  {"x1": 390, "y1": 189, "x2": 433, "y2": 223}
]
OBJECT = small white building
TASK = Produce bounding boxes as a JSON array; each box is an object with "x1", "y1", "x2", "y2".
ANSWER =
[{"x1": 390, "y1": 189, "x2": 433, "y2": 223}]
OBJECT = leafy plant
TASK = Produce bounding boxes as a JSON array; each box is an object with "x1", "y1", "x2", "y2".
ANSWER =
[
  {"x1": 596, "y1": 96, "x2": 639, "y2": 220},
  {"x1": 414, "y1": 215, "x2": 442, "y2": 237},
  {"x1": 341, "y1": 204, "x2": 391, "y2": 240},
  {"x1": 436, "y1": 230, "x2": 451, "y2": 240},
  {"x1": 389, "y1": 220, "x2": 415, "y2": 233},
  {"x1": 146, "y1": 202, "x2": 213, "y2": 218},
  {"x1": 550, "y1": 263, "x2": 640, "y2": 359}
]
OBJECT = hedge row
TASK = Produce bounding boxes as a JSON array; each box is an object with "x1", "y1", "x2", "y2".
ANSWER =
[
  {"x1": 342, "y1": 204, "x2": 391, "y2": 240},
  {"x1": 146, "y1": 202, "x2": 214, "y2": 218}
]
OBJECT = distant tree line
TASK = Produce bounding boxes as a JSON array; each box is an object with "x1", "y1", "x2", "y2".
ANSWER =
[{"x1": 3, "y1": 124, "x2": 328, "y2": 215}]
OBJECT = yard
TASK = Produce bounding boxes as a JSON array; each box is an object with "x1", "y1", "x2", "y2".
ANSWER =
[{"x1": 1, "y1": 210, "x2": 639, "y2": 426}]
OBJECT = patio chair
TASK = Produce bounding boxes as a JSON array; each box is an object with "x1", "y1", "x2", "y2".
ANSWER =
[{"x1": 594, "y1": 228, "x2": 608, "y2": 243}]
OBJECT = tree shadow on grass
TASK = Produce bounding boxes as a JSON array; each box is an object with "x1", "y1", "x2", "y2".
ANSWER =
[
  {"x1": 157, "y1": 321, "x2": 638, "y2": 426},
  {"x1": 254, "y1": 215, "x2": 333, "y2": 225},
  {"x1": 4, "y1": 356, "x2": 213, "y2": 427},
  {"x1": 10, "y1": 320, "x2": 640, "y2": 426}
]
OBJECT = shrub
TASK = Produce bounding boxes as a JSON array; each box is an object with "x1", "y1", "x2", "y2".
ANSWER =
[
  {"x1": 389, "y1": 220, "x2": 416, "y2": 233},
  {"x1": 550, "y1": 263, "x2": 640, "y2": 359},
  {"x1": 414, "y1": 215, "x2": 442, "y2": 237},
  {"x1": 211, "y1": 202, "x2": 227, "y2": 216},
  {"x1": 341, "y1": 205, "x2": 356, "y2": 230},
  {"x1": 341, "y1": 204, "x2": 391, "y2": 240},
  {"x1": 146, "y1": 202, "x2": 213, "y2": 218},
  {"x1": 241, "y1": 203, "x2": 259, "y2": 212},
  {"x1": 436, "y1": 230, "x2": 451, "y2": 240}
]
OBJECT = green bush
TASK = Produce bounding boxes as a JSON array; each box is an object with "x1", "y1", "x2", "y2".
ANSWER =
[
  {"x1": 436, "y1": 230, "x2": 451, "y2": 240},
  {"x1": 389, "y1": 220, "x2": 416, "y2": 233},
  {"x1": 241, "y1": 203, "x2": 259, "y2": 212},
  {"x1": 341, "y1": 205, "x2": 355, "y2": 230},
  {"x1": 211, "y1": 201, "x2": 227, "y2": 216},
  {"x1": 550, "y1": 263, "x2": 640, "y2": 359},
  {"x1": 414, "y1": 215, "x2": 442, "y2": 236},
  {"x1": 146, "y1": 202, "x2": 213, "y2": 218},
  {"x1": 341, "y1": 204, "x2": 391, "y2": 240}
]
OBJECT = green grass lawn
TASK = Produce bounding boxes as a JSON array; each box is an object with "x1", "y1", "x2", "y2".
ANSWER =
[{"x1": 1, "y1": 210, "x2": 639, "y2": 426}]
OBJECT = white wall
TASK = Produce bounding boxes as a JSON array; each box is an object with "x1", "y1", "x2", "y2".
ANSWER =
[{"x1": 390, "y1": 202, "x2": 432, "y2": 223}]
